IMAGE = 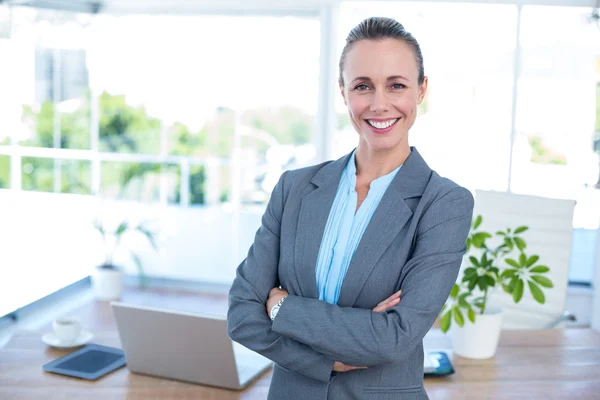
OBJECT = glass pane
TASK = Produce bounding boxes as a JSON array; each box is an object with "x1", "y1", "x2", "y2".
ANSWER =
[
  {"x1": 0, "y1": 155, "x2": 9, "y2": 188},
  {"x1": 514, "y1": 6, "x2": 600, "y2": 284},
  {"x1": 59, "y1": 159, "x2": 91, "y2": 194},
  {"x1": 90, "y1": 14, "x2": 319, "y2": 197},
  {"x1": 98, "y1": 92, "x2": 161, "y2": 154},
  {"x1": 101, "y1": 161, "x2": 163, "y2": 202},
  {"x1": 6, "y1": 8, "x2": 91, "y2": 149},
  {"x1": 22, "y1": 157, "x2": 90, "y2": 193},
  {"x1": 163, "y1": 164, "x2": 180, "y2": 205},
  {"x1": 189, "y1": 164, "x2": 207, "y2": 206},
  {"x1": 0, "y1": 5, "x2": 9, "y2": 39},
  {"x1": 22, "y1": 157, "x2": 53, "y2": 192},
  {"x1": 337, "y1": 2, "x2": 517, "y2": 192}
]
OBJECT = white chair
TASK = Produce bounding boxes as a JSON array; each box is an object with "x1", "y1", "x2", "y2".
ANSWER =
[{"x1": 472, "y1": 190, "x2": 576, "y2": 330}]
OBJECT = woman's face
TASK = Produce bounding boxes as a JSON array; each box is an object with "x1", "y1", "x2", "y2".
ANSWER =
[{"x1": 340, "y1": 38, "x2": 428, "y2": 153}]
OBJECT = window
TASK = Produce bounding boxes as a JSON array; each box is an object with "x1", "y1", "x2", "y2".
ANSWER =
[
  {"x1": 0, "y1": 7, "x2": 321, "y2": 316},
  {"x1": 512, "y1": 6, "x2": 600, "y2": 283},
  {"x1": 22, "y1": 157, "x2": 91, "y2": 194},
  {"x1": 91, "y1": 14, "x2": 320, "y2": 205},
  {"x1": 0, "y1": 155, "x2": 9, "y2": 188}
]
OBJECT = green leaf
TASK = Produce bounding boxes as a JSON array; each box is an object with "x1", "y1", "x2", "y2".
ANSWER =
[
  {"x1": 504, "y1": 237, "x2": 514, "y2": 250},
  {"x1": 450, "y1": 284, "x2": 459, "y2": 298},
  {"x1": 131, "y1": 252, "x2": 147, "y2": 288},
  {"x1": 464, "y1": 267, "x2": 477, "y2": 277},
  {"x1": 514, "y1": 226, "x2": 529, "y2": 234},
  {"x1": 137, "y1": 226, "x2": 158, "y2": 251},
  {"x1": 468, "y1": 308, "x2": 476, "y2": 323},
  {"x1": 453, "y1": 307, "x2": 465, "y2": 327},
  {"x1": 93, "y1": 219, "x2": 104, "y2": 236},
  {"x1": 528, "y1": 281, "x2": 545, "y2": 304},
  {"x1": 526, "y1": 255, "x2": 539, "y2": 267},
  {"x1": 472, "y1": 232, "x2": 492, "y2": 248},
  {"x1": 529, "y1": 265, "x2": 549, "y2": 273},
  {"x1": 519, "y1": 253, "x2": 527, "y2": 266},
  {"x1": 468, "y1": 279, "x2": 477, "y2": 291},
  {"x1": 485, "y1": 275, "x2": 496, "y2": 287},
  {"x1": 440, "y1": 310, "x2": 452, "y2": 333},
  {"x1": 466, "y1": 237, "x2": 471, "y2": 251},
  {"x1": 473, "y1": 215, "x2": 483, "y2": 230},
  {"x1": 481, "y1": 252, "x2": 489, "y2": 266},
  {"x1": 512, "y1": 279, "x2": 524, "y2": 303},
  {"x1": 469, "y1": 256, "x2": 480, "y2": 267},
  {"x1": 501, "y1": 269, "x2": 518, "y2": 278},
  {"x1": 496, "y1": 231, "x2": 506, "y2": 236},
  {"x1": 458, "y1": 293, "x2": 470, "y2": 308},
  {"x1": 514, "y1": 237, "x2": 527, "y2": 252},
  {"x1": 441, "y1": 303, "x2": 447, "y2": 314},
  {"x1": 477, "y1": 278, "x2": 487, "y2": 291},
  {"x1": 505, "y1": 258, "x2": 519, "y2": 268},
  {"x1": 531, "y1": 275, "x2": 553, "y2": 288},
  {"x1": 115, "y1": 221, "x2": 129, "y2": 237}
]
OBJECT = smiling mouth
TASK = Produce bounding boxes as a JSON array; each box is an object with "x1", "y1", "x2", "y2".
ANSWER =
[{"x1": 366, "y1": 118, "x2": 400, "y2": 129}]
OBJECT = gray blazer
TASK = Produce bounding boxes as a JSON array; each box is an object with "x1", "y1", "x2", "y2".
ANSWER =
[{"x1": 227, "y1": 147, "x2": 474, "y2": 400}]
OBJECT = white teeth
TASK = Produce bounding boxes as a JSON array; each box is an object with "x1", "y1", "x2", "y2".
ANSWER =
[{"x1": 368, "y1": 119, "x2": 398, "y2": 129}]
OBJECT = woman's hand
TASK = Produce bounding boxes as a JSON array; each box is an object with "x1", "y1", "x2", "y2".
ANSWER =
[
  {"x1": 372, "y1": 290, "x2": 402, "y2": 313},
  {"x1": 266, "y1": 287, "x2": 289, "y2": 318},
  {"x1": 332, "y1": 361, "x2": 368, "y2": 372},
  {"x1": 332, "y1": 290, "x2": 403, "y2": 372}
]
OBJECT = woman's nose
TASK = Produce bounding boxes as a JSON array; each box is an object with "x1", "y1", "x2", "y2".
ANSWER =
[{"x1": 369, "y1": 90, "x2": 389, "y2": 114}]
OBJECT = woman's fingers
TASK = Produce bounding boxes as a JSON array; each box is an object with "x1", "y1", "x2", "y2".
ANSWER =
[
  {"x1": 372, "y1": 297, "x2": 400, "y2": 312},
  {"x1": 372, "y1": 290, "x2": 402, "y2": 312},
  {"x1": 333, "y1": 361, "x2": 368, "y2": 372}
]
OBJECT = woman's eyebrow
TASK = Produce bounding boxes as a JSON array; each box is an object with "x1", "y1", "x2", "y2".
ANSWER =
[
  {"x1": 387, "y1": 75, "x2": 408, "y2": 81},
  {"x1": 350, "y1": 75, "x2": 409, "y2": 84},
  {"x1": 351, "y1": 76, "x2": 372, "y2": 84}
]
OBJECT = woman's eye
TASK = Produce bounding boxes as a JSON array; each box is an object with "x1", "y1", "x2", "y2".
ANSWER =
[
  {"x1": 391, "y1": 83, "x2": 406, "y2": 90},
  {"x1": 354, "y1": 84, "x2": 369, "y2": 91}
]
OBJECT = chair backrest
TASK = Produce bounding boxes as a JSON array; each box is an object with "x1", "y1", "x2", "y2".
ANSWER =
[{"x1": 472, "y1": 190, "x2": 576, "y2": 330}]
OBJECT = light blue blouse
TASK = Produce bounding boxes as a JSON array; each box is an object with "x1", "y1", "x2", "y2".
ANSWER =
[{"x1": 315, "y1": 150, "x2": 402, "y2": 304}]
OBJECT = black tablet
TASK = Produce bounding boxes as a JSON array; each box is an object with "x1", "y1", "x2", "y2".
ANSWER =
[{"x1": 43, "y1": 343, "x2": 126, "y2": 381}]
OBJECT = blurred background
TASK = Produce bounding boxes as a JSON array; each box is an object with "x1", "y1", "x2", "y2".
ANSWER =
[{"x1": 0, "y1": 0, "x2": 598, "y2": 327}]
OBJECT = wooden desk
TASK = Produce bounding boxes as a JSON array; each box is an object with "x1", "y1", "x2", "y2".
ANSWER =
[{"x1": 1, "y1": 286, "x2": 599, "y2": 399}]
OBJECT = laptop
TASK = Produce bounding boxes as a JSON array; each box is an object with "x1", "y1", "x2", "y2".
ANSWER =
[{"x1": 111, "y1": 302, "x2": 272, "y2": 390}]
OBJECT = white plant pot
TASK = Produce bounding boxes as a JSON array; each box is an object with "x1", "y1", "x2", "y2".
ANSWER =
[
  {"x1": 451, "y1": 307, "x2": 504, "y2": 359},
  {"x1": 91, "y1": 266, "x2": 124, "y2": 300}
]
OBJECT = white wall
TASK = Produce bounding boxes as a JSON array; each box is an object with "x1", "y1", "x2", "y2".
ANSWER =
[{"x1": 0, "y1": 189, "x2": 263, "y2": 317}]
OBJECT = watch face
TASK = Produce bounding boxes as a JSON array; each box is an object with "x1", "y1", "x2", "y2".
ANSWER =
[{"x1": 271, "y1": 306, "x2": 279, "y2": 319}]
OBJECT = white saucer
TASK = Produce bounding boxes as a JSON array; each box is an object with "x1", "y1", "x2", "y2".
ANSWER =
[{"x1": 42, "y1": 331, "x2": 94, "y2": 348}]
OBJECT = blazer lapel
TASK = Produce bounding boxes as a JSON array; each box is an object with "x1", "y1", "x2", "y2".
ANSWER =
[
  {"x1": 294, "y1": 152, "x2": 353, "y2": 299},
  {"x1": 337, "y1": 147, "x2": 432, "y2": 307}
]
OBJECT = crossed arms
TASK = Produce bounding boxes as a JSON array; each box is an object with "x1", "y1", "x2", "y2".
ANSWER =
[{"x1": 227, "y1": 172, "x2": 474, "y2": 383}]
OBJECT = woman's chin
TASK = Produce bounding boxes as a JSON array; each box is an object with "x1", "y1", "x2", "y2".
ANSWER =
[{"x1": 360, "y1": 135, "x2": 405, "y2": 153}]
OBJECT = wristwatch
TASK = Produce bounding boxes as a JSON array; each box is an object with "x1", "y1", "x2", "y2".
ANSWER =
[{"x1": 270, "y1": 296, "x2": 288, "y2": 321}]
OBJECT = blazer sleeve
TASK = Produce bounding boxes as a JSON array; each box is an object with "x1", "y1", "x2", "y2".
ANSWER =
[
  {"x1": 271, "y1": 186, "x2": 474, "y2": 367},
  {"x1": 227, "y1": 171, "x2": 335, "y2": 383}
]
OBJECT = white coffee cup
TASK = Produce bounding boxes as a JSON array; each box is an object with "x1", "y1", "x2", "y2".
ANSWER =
[{"x1": 52, "y1": 317, "x2": 82, "y2": 342}]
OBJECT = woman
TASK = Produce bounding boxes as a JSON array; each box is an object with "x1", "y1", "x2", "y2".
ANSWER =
[{"x1": 227, "y1": 17, "x2": 474, "y2": 400}]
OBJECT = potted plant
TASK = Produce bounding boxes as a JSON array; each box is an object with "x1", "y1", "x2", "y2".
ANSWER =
[
  {"x1": 439, "y1": 215, "x2": 554, "y2": 359},
  {"x1": 92, "y1": 218, "x2": 158, "y2": 300}
]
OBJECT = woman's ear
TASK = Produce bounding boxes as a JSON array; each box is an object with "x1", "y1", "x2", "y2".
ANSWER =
[
  {"x1": 339, "y1": 83, "x2": 347, "y2": 106},
  {"x1": 417, "y1": 76, "x2": 428, "y2": 105}
]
